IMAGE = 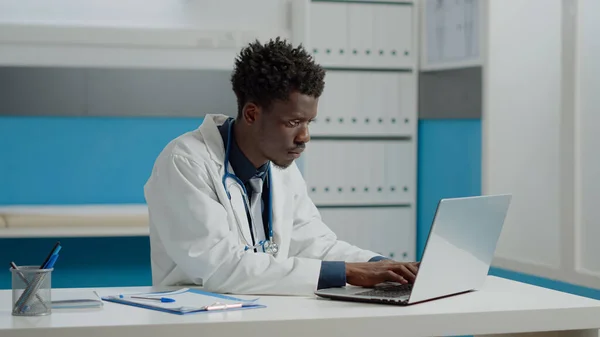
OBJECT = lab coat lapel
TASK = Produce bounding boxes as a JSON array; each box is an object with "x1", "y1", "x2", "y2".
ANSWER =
[
  {"x1": 199, "y1": 114, "x2": 255, "y2": 247},
  {"x1": 199, "y1": 114, "x2": 229, "y2": 169},
  {"x1": 270, "y1": 165, "x2": 287, "y2": 248}
]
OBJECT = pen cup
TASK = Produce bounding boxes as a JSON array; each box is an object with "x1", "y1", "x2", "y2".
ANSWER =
[{"x1": 10, "y1": 266, "x2": 53, "y2": 316}]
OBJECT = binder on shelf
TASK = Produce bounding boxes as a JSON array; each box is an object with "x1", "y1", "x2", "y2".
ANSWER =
[
  {"x1": 101, "y1": 288, "x2": 265, "y2": 315},
  {"x1": 311, "y1": 71, "x2": 416, "y2": 137},
  {"x1": 310, "y1": 2, "x2": 348, "y2": 67},
  {"x1": 373, "y1": 3, "x2": 414, "y2": 67},
  {"x1": 308, "y1": 2, "x2": 414, "y2": 69},
  {"x1": 318, "y1": 206, "x2": 415, "y2": 261},
  {"x1": 303, "y1": 140, "x2": 414, "y2": 206},
  {"x1": 348, "y1": 3, "x2": 374, "y2": 67}
]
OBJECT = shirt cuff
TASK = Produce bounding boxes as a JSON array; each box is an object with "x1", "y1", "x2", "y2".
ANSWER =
[
  {"x1": 369, "y1": 255, "x2": 390, "y2": 262},
  {"x1": 317, "y1": 261, "x2": 346, "y2": 289}
]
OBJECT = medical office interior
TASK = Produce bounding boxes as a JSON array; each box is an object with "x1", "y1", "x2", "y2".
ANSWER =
[{"x1": 0, "y1": 0, "x2": 599, "y2": 301}]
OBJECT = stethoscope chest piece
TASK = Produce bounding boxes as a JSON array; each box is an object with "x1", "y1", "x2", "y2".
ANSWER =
[{"x1": 263, "y1": 240, "x2": 279, "y2": 255}]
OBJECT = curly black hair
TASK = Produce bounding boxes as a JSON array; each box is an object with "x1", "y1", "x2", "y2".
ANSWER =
[{"x1": 231, "y1": 37, "x2": 326, "y2": 116}]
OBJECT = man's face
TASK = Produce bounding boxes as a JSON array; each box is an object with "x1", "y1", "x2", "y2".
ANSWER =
[{"x1": 254, "y1": 92, "x2": 318, "y2": 169}]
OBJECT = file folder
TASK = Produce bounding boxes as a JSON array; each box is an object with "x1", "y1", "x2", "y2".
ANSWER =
[{"x1": 102, "y1": 288, "x2": 265, "y2": 315}]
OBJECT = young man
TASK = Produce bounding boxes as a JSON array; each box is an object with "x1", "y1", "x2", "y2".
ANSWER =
[{"x1": 144, "y1": 38, "x2": 419, "y2": 295}]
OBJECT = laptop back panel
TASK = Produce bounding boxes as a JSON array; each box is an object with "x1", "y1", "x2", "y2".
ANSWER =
[{"x1": 407, "y1": 195, "x2": 511, "y2": 304}]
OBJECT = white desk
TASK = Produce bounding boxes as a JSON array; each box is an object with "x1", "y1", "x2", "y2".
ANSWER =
[{"x1": 1, "y1": 276, "x2": 600, "y2": 337}]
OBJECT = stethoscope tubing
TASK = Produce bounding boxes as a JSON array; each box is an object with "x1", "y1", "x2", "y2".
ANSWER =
[{"x1": 221, "y1": 120, "x2": 275, "y2": 252}]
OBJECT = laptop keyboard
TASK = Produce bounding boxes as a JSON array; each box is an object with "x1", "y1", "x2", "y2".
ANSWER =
[{"x1": 356, "y1": 283, "x2": 413, "y2": 298}]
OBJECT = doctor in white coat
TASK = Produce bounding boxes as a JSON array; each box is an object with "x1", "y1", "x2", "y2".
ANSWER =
[{"x1": 144, "y1": 38, "x2": 419, "y2": 295}]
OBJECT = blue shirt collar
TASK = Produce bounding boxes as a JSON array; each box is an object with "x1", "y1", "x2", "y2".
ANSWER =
[{"x1": 218, "y1": 117, "x2": 269, "y2": 184}]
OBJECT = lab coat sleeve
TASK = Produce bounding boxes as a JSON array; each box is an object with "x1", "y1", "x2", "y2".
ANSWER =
[
  {"x1": 145, "y1": 153, "x2": 323, "y2": 296},
  {"x1": 287, "y1": 163, "x2": 380, "y2": 262}
]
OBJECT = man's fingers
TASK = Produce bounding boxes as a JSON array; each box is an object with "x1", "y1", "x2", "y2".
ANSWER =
[
  {"x1": 398, "y1": 265, "x2": 416, "y2": 282},
  {"x1": 385, "y1": 270, "x2": 407, "y2": 284},
  {"x1": 405, "y1": 263, "x2": 419, "y2": 275},
  {"x1": 386, "y1": 264, "x2": 416, "y2": 282}
]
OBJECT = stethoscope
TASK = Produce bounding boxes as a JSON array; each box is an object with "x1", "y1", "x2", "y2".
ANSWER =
[{"x1": 221, "y1": 120, "x2": 279, "y2": 255}]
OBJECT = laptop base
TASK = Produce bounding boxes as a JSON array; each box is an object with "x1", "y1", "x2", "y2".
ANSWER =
[{"x1": 316, "y1": 291, "x2": 410, "y2": 305}]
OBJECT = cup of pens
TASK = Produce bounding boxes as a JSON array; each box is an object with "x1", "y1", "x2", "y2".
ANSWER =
[
  {"x1": 10, "y1": 266, "x2": 53, "y2": 316},
  {"x1": 10, "y1": 241, "x2": 61, "y2": 316}
]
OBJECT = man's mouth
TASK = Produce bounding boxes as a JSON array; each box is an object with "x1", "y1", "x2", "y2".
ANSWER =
[{"x1": 288, "y1": 149, "x2": 303, "y2": 158}]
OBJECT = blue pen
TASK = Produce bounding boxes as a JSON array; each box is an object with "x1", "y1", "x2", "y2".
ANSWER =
[
  {"x1": 119, "y1": 294, "x2": 176, "y2": 303},
  {"x1": 46, "y1": 254, "x2": 59, "y2": 269},
  {"x1": 39, "y1": 242, "x2": 61, "y2": 269},
  {"x1": 43, "y1": 246, "x2": 61, "y2": 269}
]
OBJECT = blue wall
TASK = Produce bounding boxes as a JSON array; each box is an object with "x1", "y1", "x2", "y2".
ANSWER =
[
  {"x1": 0, "y1": 116, "x2": 204, "y2": 288},
  {"x1": 0, "y1": 116, "x2": 203, "y2": 205},
  {"x1": 2, "y1": 116, "x2": 600, "y2": 300},
  {"x1": 416, "y1": 119, "x2": 481, "y2": 259}
]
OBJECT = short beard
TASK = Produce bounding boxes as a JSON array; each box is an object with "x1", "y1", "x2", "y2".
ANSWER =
[{"x1": 270, "y1": 160, "x2": 293, "y2": 170}]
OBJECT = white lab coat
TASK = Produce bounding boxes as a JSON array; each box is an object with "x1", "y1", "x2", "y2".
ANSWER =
[{"x1": 144, "y1": 114, "x2": 379, "y2": 295}]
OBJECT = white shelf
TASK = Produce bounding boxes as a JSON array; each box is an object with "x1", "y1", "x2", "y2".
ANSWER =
[
  {"x1": 0, "y1": 226, "x2": 148, "y2": 238},
  {"x1": 0, "y1": 204, "x2": 149, "y2": 238},
  {"x1": 0, "y1": 22, "x2": 287, "y2": 70}
]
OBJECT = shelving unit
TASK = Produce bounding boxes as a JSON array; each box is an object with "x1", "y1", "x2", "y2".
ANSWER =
[{"x1": 292, "y1": 0, "x2": 418, "y2": 261}]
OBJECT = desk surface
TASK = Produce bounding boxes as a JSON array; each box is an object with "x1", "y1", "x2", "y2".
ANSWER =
[{"x1": 1, "y1": 276, "x2": 600, "y2": 337}]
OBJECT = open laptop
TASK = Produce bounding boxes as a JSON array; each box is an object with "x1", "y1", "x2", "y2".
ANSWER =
[{"x1": 314, "y1": 194, "x2": 512, "y2": 305}]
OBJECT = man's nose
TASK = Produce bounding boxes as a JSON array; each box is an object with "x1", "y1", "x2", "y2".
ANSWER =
[{"x1": 295, "y1": 124, "x2": 310, "y2": 144}]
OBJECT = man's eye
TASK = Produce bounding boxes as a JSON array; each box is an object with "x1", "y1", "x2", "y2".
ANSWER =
[{"x1": 288, "y1": 121, "x2": 300, "y2": 127}]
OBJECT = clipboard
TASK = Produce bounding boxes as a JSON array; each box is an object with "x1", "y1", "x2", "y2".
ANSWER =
[{"x1": 101, "y1": 288, "x2": 266, "y2": 315}]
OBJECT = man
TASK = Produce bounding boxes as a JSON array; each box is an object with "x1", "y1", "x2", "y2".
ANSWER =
[{"x1": 144, "y1": 38, "x2": 419, "y2": 295}]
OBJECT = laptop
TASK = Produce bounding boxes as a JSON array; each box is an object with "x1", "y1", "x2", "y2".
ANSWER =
[{"x1": 314, "y1": 194, "x2": 512, "y2": 305}]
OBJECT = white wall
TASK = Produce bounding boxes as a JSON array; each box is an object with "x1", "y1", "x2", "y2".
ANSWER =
[
  {"x1": 575, "y1": 0, "x2": 600, "y2": 280},
  {"x1": 484, "y1": 0, "x2": 562, "y2": 269},
  {"x1": 483, "y1": 0, "x2": 600, "y2": 289}
]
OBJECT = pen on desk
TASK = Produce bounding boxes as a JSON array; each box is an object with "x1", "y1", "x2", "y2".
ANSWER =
[
  {"x1": 9, "y1": 262, "x2": 49, "y2": 311},
  {"x1": 119, "y1": 295, "x2": 176, "y2": 303}
]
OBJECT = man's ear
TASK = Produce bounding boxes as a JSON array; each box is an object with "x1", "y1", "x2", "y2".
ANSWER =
[{"x1": 241, "y1": 102, "x2": 261, "y2": 125}]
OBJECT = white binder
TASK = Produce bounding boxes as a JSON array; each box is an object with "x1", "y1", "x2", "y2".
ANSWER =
[
  {"x1": 303, "y1": 140, "x2": 414, "y2": 206},
  {"x1": 347, "y1": 3, "x2": 374, "y2": 68},
  {"x1": 373, "y1": 3, "x2": 414, "y2": 68},
  {"x1": 311, "y1": 71, "x2": 416, "y2": 137},
  {"x1": 309, "y1": 2, "x2": 414, "y2": 69},
  {"x1": 309, "y1": 2, "x2": 347, "y2": 67},
  {"x1": 318, "y1": 206, "x2": 415, "y2": 261}
]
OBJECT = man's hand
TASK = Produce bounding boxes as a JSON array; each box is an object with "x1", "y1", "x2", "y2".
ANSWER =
[{"x1": 345, "y1": 260, "x2": 420, "y2": 287}]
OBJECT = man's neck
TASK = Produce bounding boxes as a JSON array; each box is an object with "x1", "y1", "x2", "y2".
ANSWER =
[{"x1": 233, "y1": 120, "x2": 268, "y2": 169}]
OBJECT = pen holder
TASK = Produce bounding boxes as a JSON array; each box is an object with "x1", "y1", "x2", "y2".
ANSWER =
[{"x1": 10, "y1": 266, "x2": 53, "y2": 316}]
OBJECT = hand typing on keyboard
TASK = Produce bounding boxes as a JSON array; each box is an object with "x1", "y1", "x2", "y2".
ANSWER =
[{"x1": 345, "y1": 260, "x2": 420, "y2": 288}]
